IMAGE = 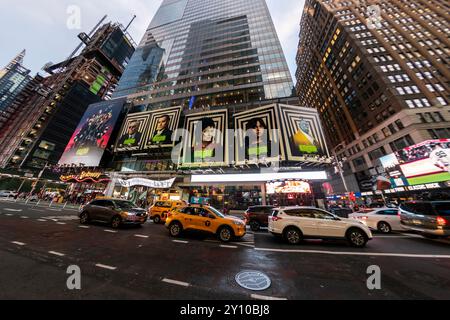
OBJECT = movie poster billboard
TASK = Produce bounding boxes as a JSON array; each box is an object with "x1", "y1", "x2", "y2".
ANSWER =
[
  {"x1": 58, "y1": 98, "x2": 125, "y2": 167},
  {"x1": 279, "y1": 105, "x2": 328, "y2": 161},
  {"x1": 143, "y1": 106, "x2": 182, "y2": 149},
  {"x1": 395, "y1": 139, "x2": 450, "y2": 185},
  {"x1": 179, "y1": 109, "x2": 228, "y2": 167},
  {"x1": 115, "y1": 112, "x2": 151, "y2": 152},
  {"x1": 234, "y1": 104, "x2": 283, "y2": 165}
]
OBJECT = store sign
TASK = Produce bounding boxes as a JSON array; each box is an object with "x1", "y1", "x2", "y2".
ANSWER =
[
  {"x1": 60, "y1": 171, "x2": 108, "y2": 183},
  {"x1": 266, "y1": 181, "x2": 311, "y2": 194},
  {"x1": 117, "y1": 178, "x2": 176, "y2": 189}
]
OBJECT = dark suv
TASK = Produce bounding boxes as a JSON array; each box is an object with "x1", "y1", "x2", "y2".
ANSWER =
[
  {"x1": 399, "y1": 201, "x2": 450, "y2": 239},
  {"x1": 243, "y1": 205, "x2": 274, "y2": 231}
]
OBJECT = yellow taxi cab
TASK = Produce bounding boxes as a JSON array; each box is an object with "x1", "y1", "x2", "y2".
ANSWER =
[
  {"x1": 165, "y1": 204, "x2": 246, "y2": 242},
  {"x1": 149, "y1": 200, "x2": 187, "y2": 224}
]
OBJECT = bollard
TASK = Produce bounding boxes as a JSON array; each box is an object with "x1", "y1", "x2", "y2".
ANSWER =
[
  {"x1": 25, "y1": 198, "x2": 29, "y2": 204},
  {"x1": 49, "y1": 200, "x2": 53, "y2": 208},
  {"x1": 36, "y1": 200, "x2": 40, "y2": 207}
]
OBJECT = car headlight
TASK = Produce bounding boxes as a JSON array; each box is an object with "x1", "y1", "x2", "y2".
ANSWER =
[{"x1": 233, "y1": 221, "x2": 244, "y2": 226}]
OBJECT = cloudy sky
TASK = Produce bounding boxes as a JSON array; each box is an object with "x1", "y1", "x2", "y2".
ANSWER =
[{"x1": 0, "y1": 0, "x2": 305, "y2": 81}]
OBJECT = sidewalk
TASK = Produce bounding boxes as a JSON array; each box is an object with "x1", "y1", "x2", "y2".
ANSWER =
[{"x1": 0, "y1": 198, "x2": 82, "y2": 211}]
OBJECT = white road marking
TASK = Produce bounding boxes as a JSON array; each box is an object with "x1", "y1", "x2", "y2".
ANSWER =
[
  {"x1": 48, "y1": 251, "x2": 65, "y2": 257},
  {"x1": 32, "y1": 209, "x2": 45, "y2": 212},
  {"x1": 5, "y1": 208, "x2": 22, "y2": 212},
  {"x1": 399, "y1": 233, "x2": 426, "y2": 238},
  {"x1": 172, "y1": 240, "x2": 189, "y2": 244},
  {"x1": 162, "y1": 278, "x2": 190, "y2": 287},
  {"x1": 5, "y1": 214, "x2": 13, "y2": 216},
  {"x1": 220, "y1": 245, "x2": 238, "y2": 249},
  {"x1": 251, "y1": 294, "x2": 288, "y2": 301},
  {"x1": 20, "y1": 216, "x2": 29, "y2": 219},
  {"x1": 78, "y1": 226, "x2": 90, "y2": 229},
  {"x1": 95, "y1": 264, "x2": 117, "y2": 270},
  {"x1": 37, "y1": 219, "x2": 46, "y2": 222},
  {"x1": 104, "y1": 229, "x2": 118, "y2": 233},
  {"x1": 134, "y1": 234, "x2": 149, "y2": 239},
  {"x1": 11, "y1": 241, "x2": 26, "y2": 246},
  {"x1": 56, "y1": 222, "x2": 66, "y2": 225},
  {"x1": 49, "y1": 209, "x2": 62, "y2": 212},
  {"x1": 254, "y1": 248, "x2": 450, "y2": 259},
  {"x1": 236, "y1": 243, "x2": 255, "y2": 248}
]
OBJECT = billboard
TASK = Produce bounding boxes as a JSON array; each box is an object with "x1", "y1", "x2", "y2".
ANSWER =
[
  {"x1": 395, "y1": 139, "x2": 450, "y2": 185},
  {"x1": 179, "y1": 109, "x2": 228, "y2": 167},
  {"x1": 266, "y1": 181, "x2": 312, "y2": 194},
  {"x1": 279, "y1": 105, "x2": 328, "y2": 161},
  {"x1": 115, "y1": 106, "x2": 182, "y2": 152},
  {"x1": 234, "y1": 104, "x2": 283, "y2": 165},
  {"x1": 58, "y1": 98, "x2": 125, "y2": 167}
]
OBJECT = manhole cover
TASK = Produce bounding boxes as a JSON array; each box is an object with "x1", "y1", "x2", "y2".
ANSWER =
[{"x1": 235, "y1": 270, "x2": 271, "y2": 291}]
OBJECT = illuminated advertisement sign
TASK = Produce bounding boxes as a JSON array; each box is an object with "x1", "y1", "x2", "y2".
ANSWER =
[
  {"x1": 58, "y1": 98, "x2": 125, "y2": 167},
  {"x1": 60, "y1": 171, "x2": 110, "y2": 183},
  {"x1": 179, "y1": 109, "x2": 228, "y2": 167},
  {"x1": 115, "y1": 106, "x2": 182, "y2": 152},
  {"x1": 266, "y1": 180, "x2": 312, "y2": 194},
  {"x1": 279, "y1": 105, "x2": 328, "y2": 161},
  {"x1": 234, "y1": 104, "x2": 283, "y2": 165},
  {"x1": 396, "y1": 139, "x2": 450, "y2": 185}
]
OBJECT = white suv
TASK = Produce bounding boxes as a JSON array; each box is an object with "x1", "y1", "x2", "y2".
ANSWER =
[{"x1": 268, "y1": 206, "x2": 373, "y2": 248}]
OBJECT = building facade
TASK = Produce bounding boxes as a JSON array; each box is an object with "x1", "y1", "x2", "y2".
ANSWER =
[
  {"x1": 0, "y1": 22, "x2": 135, "y2": 174},
  {"x1": 296, "y1": 0, "x2": 450, "y2": 197}
]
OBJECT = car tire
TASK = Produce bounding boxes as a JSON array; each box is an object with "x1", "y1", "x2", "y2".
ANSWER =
[
  {"x1": 80, "y1": 211, "x2": 89, "y2": 225},
  {"x1": 153, "y1": 215, "x2": 161, "y2": 224},
  {"x1": 169, "y1": 221, "x2": 183, "y2": 237},
  {"x1": 347, "y1": 228, "x2": 368, "y2": 248},
  {"x1": 377, "y1": 221, "x2": 392, "y2": 234},
  {"x1": 111, "y1": 215, "x2": 122, "y2": 229},
  {"x1": 283, "y1": 227, "x2": 303, "y2": 245},
  {"x1": 250, "y1": 220, "x2": 260, "y2": 232},
  {"x1": 217, "y1": 226, "x2": 234, "y2": 243}
]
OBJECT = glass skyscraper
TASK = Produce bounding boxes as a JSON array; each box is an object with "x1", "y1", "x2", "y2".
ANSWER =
[{"x1": 113, "y1": 0, "x2": 294, "y2": 110}]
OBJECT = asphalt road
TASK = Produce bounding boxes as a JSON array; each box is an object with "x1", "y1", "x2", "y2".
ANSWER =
[{"x1": 0, "y1": 199, "x2": 449, "y2": 300}]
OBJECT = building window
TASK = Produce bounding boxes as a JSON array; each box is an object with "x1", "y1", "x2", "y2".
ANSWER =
[
  {"x1": 353, "y1": 156, "x2": 366, "y2": 168},
  {"x1": 428, "y1": 128, "x2": 450, "y2": 139},
  {"x1": 390, "y1": 135, "x2": 414, "y2": 152},
  {"x1": 368, "y1": 147, "x2": 386, "y2": 161}
]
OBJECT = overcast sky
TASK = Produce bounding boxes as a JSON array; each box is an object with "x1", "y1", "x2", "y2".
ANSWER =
[{"x1": 0, "y1": 0, "x2": 305, "y2": 81}]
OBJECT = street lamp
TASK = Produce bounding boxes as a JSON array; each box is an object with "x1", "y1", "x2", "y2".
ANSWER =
[{"x1": 331, "y1": 142, "x2": 349, "y2": 194}]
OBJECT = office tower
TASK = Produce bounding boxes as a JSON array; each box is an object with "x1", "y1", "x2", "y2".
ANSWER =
[
  {"x1": 296, "y1": 0, "x2": 450, "y2": 192},
  {"x1": 113, "y1": 0, "x2": 294, "y2": 109},
  {"x1": 0, "y1": 21, "x2": 135, "y2": 173}
]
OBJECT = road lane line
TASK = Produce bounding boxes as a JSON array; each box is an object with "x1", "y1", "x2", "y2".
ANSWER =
[
  {"x1": 20, "y1": 216, "x2": 29, "y2": 219},
  {"x1": 236, "y1": 243, "x2": 255, "y2": 248},
  {"x1": 78, "y1": 226, "x2": 90, "y2": 229},
  {"x1": 5, "y1": 214, "x2": 13, "y2": 216},
  {"x1": 5, "y1": 208, "x2": 22, "y2": 212},
  {"x1": 37, "y1": 219, "x2": 46, "y2": 222},
  {"x1": 162, "y1": 278, "x2": 190, "y2": 287},
  {"x1": 104, "y1": 229, "x2": 118, "y2": 233},
  {"x1": 48, "y1": 251, "x2": 65, "y2": 257},
  {"x1": 32, "y1": 209, "x2": 45, "y2": 212},
  {"x1": 56, "y1": 222, "x2": 67, "y2": 225},
  {"x1": 11, "y1": 241, "x2": 26, "y2": 246},
  {"x1": 254, "y1": 248, "x2": 450, "y2": 259},
  {"x1": 172, "y1": 240, "x2": 189, "y2": 244},
  {"x1": 220, "y1": 245, "x2": 238, "y2": 249},
  {"x1": 95, "y1": 264, "x2": 117, "y2": 270},
  {"x1": 134, "y1": 234, "x2": 149, "y2": 239},
  {"x1": 251, "y1": 294, "x2": 287, "y2": 301}
]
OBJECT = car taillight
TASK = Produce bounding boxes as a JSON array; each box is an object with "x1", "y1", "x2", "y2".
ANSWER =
[
  {"x1": 272, "y1": 216, "x2": 282, "y2": 222},
  {"x1": 436, "y1": 216, "x2": 447, "y2": 226},
  {"x1": 358, "y1": 216, "x2": 368, "y2": 220}
]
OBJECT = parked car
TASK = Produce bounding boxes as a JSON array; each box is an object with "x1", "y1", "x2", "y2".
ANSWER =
[
  {"x1": 328, "y1": 207, "x2": 353, "y2": 218},
  {"x1": 80, "y1": 198, "x2": 148, "y2": 228},
  {"x1": 349, "y1": 208, "x2": 402, "y2": 233},
  {"x1": 268, "y1": 206, "x2": 372, "y2": 247},
  {"x1": 399, "y1": 201, "x2": 450, "y2": 239},
  {"x1": 149, "y1": 200, "x2": 187, "y2": 224},
  {"x1": 243, "y1": 205, "x2": 274, "y2": 231},
  {"x1": 0, "y1": 190, "x2": 18, "y2": 198},
  {"x1": 165, "y1": 204, "x2": 246, "y2": 242}
]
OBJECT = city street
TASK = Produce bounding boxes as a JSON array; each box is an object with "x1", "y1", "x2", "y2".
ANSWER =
[{"x1": 0, "y1": 199, "x2": 449, "y2": 300}]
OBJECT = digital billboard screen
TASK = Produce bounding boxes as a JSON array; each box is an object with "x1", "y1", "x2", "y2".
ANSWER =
[
  {"x1": 58, "y1": 98, "x2": 126, "y2": 167},
  {"x1": 266, "y1": 181, "x2": 312, "y2": 194},
  {"x1": 395, "y1": 139, "x2": 450, "y2": 185}
]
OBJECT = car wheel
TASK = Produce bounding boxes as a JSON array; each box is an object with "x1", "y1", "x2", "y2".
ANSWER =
[
  {"x1": 169, "y1": 222, "x2": 183, "y2": 237},
  {"x1": 347, "y1": 228, "x2": 368, "y2": 248},
  {"x1": 218, "y1": 226, "x2": 234, "y2": 242},
  {"x1": 80, "y1": 212, "x2": 89, "y2": 224},
  {"x1": 111, "y1": 215, "x2": 122, "y2": 229},
  {"x1": 283, "y1": 227, "x2": 302, "y2": 245},
  {"x1": 250, "y1": 220, "x2": 260, "y2": 232},
  {"x1": 377, "y1": 221, "x2": 391, "y2": 234},
  {"x1": 153, "y1": 215, "x2": 161, "y2": 224}
]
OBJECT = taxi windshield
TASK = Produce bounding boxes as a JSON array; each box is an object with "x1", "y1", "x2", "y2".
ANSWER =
[{"x1": 208, "y1": 206, "x2": 225, "y2": 218}]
